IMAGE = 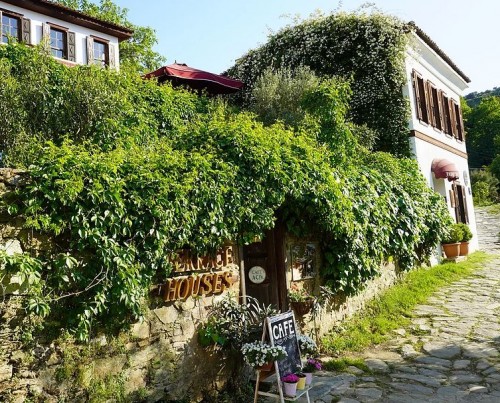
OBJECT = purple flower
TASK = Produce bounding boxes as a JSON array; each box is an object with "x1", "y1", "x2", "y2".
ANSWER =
[{"x1": 282, "y1": 373, "x2": 299, "y2": 383}]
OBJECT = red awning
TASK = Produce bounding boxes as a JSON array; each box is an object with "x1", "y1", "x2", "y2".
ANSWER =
[
  {"x1": 145, "y1": 63, "x2": 243, "y2": 95},
  {"x1": 431, "y1": 159, "x2": 459, "y2": 181}
]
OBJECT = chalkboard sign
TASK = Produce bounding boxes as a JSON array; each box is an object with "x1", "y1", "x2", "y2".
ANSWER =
[{"x1": 267, "y1": 311, "x2": 302, "y2": 380}]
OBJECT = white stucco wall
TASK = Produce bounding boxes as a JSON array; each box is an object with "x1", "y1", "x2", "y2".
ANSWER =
[
  {"x1": 0, "y1": 1, "x2": 120, "y2": 67},
  {"x1": 405, "y1": 33, "x2": 479, "y2": 253}
]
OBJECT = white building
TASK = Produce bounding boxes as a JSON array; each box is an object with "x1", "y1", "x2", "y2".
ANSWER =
[
  {"x1": 404, "y1": 23, "x2": 478, "y2": 252},
  {"x1": 0, "y1": 0, "x2": 133, "y2": 68}
]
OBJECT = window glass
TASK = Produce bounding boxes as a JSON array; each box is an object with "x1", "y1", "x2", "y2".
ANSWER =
[
  {"x1": 2, "y1": 15, "x2": 20, "y2": 43},
  {"x1": 93, "y1": 40, "x2": 107, "y2": 66},
  {"x1": 50, "y1": 28, "x2": 66, "y2": 59}
]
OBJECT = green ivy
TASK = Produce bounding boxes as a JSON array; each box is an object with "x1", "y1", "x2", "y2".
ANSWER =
[{"x1": 0, "y1": 43, "x2": 450, "y2": 341}]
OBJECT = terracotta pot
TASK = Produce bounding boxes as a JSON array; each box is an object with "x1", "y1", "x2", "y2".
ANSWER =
[
  {"x1": 283, "y1": 381, "x2": 297, "y2": 397},
  {"x1": 290, "y1": 299, "x2": 314, "y2": 316},
  {"x1": 296, "y1": 374, "x2": 306, "y2": 390},
  {"x1": 257, "y1": 361, "x2": 273, "y2": 372},
  {"x1": 304, "y1": 372, "x2": 313, "y2": 385},
  {"x1": 459, "y1": 241, "x2": 469, "y2": 256},
  {"x1": 442, "y1": 242, "x2": 461, "y2": 258}
]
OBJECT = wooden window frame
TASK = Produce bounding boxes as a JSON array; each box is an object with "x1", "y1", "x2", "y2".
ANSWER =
[
  {"x1": 452, "y1": 99, "x2": 464, "y2": 142},
  {"x1": 49, "y1": 25, "x2": 68, "y2": 60},
  {"x1": 451, "y1": 182, "x2": 469, "y2": 224},
  {"x1": 441, "y1": 92, "x2": 454, "y2": 136},
  {"x1": 91, "y1": 36, "x2": 109, "y2": 67},
  {"x1": 1, "y1": 10, "x2": 21, "y2": 43}
]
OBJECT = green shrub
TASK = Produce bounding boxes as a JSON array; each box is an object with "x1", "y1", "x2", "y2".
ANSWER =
[
  {"x1": 442, "y1": 224, "x2": 463, "y2": 244},
  {"x1": 456, "y1": 223, "x2": 473, "y2": 242}
]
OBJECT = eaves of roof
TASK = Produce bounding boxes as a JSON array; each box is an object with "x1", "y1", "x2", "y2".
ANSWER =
[
  {"x1": 1, "y1": 0, "x2": 134, "y2": 41},
  {"x1": 407, "y1": 21, "x2": 470, "y2": 84}
]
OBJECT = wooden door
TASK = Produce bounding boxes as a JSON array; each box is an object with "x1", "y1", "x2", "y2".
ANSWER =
[{"x1": 243, "y1": 228, "x2": 285, "y2": 309}]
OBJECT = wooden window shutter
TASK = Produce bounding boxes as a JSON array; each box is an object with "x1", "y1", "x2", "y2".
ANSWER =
[
  {"x1": 449, "y1": 189, "x2": 456, "y2": 208},
  {"x1": 437, "y1": 90, "x2": 445, "y2": 131},
  {"x1": 21, "y1": 18, "x2": 31, "y2": 44},
  {"x1": 421, "y1": 78, "x2": 430, "y2": 123},
  {"x1": 412, "y1": 70, "x2": 422, "y2": 120},
  {"x1": 452, "y1": 183, "x2": 460, "y2": 222},
  {"x1": 86, "y1": 36, "x2": 94, "y2": 65},
  {"x1": 109, "y1": 43, "x2": 116, "y2": 69},
  {"x1": 427, "y1": 82, "x2": 436, "y2": 127},
  {"x1": 450, "y1": 100, "x2": 458, "y2": 138},
  {"x1": 67, "y1": 31, "x2": 76, "y2": 62},
  {"x1": 455, "y1": 102, "x2": 464, "y2": 141},
  {"x1": 461, "y1": 186, "x2": 469, "y2": 224}
]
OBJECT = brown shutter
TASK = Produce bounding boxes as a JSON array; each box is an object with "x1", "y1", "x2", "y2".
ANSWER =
[
  {"x1": 456, "y1": 102, "x2": 464, "y2": 141},
  {"x1": 449, "y1": 189, "x2": 456, "y2": 208},
  {"x1": 450, "y1": 100, "x2": 458, "y2": 138},
  {"x1": 437, "y1": 90, "x2": 444, "y2": 131},
  {"x1": 452, "y1": 183, "x2": 460, "y2": 222},
  {"x1": 67, "y1": 31, "x2": 76, "y2": 62},
  {"x1": 422, "y1": 79, "x2": 430, "y2": 123},
  {"x1": 427, "y1": 82, "x2": 436, "y2": 127},
  {"x1": 109, "y1": 43, "x2": 116, "y2": 69},
  {"x1": 21, "y1": 18, "x2": 31, "y2": 44},
  {"x1": 412, "y1": 70, "x2": 422, "y2": 120},
  {"x1": 461, "y1": 185, "x2": 469, "y2": 224},
  {"x1": 86, "y1": 36, "x2": 94, "y2": 65}
]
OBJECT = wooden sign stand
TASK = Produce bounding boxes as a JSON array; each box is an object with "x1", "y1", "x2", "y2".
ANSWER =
[{"x1": 253, "y1": 312, "x2": 311, "y2": 403}]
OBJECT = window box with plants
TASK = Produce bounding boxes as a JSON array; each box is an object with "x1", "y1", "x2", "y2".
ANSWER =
[{"x1": 441, "y1": 223, "x2": 463, "y2": 259}]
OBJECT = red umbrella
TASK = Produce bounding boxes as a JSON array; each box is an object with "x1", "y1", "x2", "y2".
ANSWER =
[{"x1": 145, "y1": 63, "x2": 243, "y2": 95}]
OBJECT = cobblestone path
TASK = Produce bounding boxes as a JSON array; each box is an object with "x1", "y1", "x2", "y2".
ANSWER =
[
  {"x1": 475, "y1": 206, "x2": 500, "y2": 254},
  {"x1": 298, "y1": 255, "x2": 500, "y2": 403}
]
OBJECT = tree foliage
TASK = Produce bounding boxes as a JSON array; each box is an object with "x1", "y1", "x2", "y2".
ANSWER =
[
  {"x1": 464, "y1": 96, "x2": 500, "y2": 169},
  {"x1": 54, "y1": 0, "x2": 165, "y2": 72},
  {"x1": 0, "y1": 43, "x2": 450, "y2": 341},
  {"x1": 226, "y1": 11, "x2": 410, "y2": 156}
]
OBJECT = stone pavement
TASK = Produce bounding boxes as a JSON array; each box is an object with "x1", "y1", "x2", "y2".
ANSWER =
[
  {"x1": 294, "y1": 254, "x2": 500, "y2": 403},
  {"x1": 475, "y1": 206, "x2": 500, "y2": 254}
]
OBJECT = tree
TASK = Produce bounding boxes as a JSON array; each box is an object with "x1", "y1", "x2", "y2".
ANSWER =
[
  {"x1": 465, "y1": 96, "x2": 500, "y2": 168},
  {"x1": 54, "y1": 0, "x2": 165, "y2": 72}
]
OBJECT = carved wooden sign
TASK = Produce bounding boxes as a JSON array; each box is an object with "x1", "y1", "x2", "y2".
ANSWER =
[{"x1": 160, "y1": 245, "x2": 238, "y2": 301}]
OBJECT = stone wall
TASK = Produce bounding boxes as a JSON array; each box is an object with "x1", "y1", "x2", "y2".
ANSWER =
[{"x1": 0, "y1": 168, "x2": 241, "y2": 402}]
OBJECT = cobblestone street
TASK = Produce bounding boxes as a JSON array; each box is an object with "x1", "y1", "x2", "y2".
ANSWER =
[{"x1": 299, "y1": 207, "x2": 500, "y2": 402}]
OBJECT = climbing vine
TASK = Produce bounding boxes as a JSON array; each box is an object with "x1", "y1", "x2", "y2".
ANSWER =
[
  {"x1": 226, "y1": 11, "x2": 411, "y2": 157},
  {"x1": 0, "y1": 42, "x2": 450, "y2": 341}
]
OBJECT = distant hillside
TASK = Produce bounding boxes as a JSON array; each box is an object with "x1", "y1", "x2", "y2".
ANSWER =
[{"x1": 465, "y1": 87, "x2": 500, "y2": 108}]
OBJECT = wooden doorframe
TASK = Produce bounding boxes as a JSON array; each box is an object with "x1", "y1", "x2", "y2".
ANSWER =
[{"x1": 273, "y1": 222, "x2": 288, "y2": 312}]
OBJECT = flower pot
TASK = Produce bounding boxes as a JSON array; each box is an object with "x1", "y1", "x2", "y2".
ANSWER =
[
  {"x1": 442, "y1": 242, "x2": 461, "y2": 259},
  {"x1": 257, "y1": 361, "x2": 273, "y2": 372},
  {"x1": 459, "y1": 241, "x2": 469, "y2": 256},
  {"x1": 304, "y1": 372, "x2": 313, "y2": 385},
  {"x1": 296, "y1": 374, "x2": 306, "y2": 390},
  {"x1": 283, "y1": 381, "x2": 298, "y2": 397},
  {"x1": 290, "y1": 299, "x2": 314, "y2": 316}
]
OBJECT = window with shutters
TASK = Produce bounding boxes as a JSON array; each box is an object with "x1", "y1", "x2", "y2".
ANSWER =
[
  {"x1": 1, "y1": 13, "x2": 20, "y2": 43},
  {"x1": 50, "y1": 27, "x2": 66, "y2": 59},
  {"x1": 93, "y1": 40, "x2": 108, "y2": 66},
  {"x1": 453, "y1": 100, "x2": 464, "y2": 141},
  {"x1": 441, "y1": 93, "x2": 453, "y2": 135}
]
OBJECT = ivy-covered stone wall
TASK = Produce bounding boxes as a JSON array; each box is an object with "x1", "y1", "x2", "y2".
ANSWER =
[{"x1": 0, "y1": 168, "x2": 240, "y2": 402}]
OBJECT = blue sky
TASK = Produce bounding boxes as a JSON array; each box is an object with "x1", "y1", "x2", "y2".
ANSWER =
[{"x1": 117, "y1": 0, "x2": 499, "y2": 94}]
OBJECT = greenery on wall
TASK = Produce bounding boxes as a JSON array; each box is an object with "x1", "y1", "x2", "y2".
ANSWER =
[
  {"x1": 0, "y1": 42, "x2": 450, "y2": 341},
  {"x1": 226, "y1": 11, "x2": 411, "y2": 157}
]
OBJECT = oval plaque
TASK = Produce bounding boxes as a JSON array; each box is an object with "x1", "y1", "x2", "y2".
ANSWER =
[{"x1": 248, "y1": 266, "x2": 266, "y2": 284}]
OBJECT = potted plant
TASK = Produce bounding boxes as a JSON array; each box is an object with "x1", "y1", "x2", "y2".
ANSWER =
[
  {"x1": 297, "y1": 334, "x2": 318, "y2": 358},
  {"x1": 302, "y1": 358, "x2": 322, "y2": 385},
  {"x1": 441, "y1": 223, "x2": 463, "y2": 258},
  {"x1": 295, "y1": 371, "x2": 307, "y2": 390},
  {"x1": 281, "y1": 373, "x2": 299, "y2": 397},
  {"x1": 457, "y1": 223, "x2": 473, "y2": 256},
  {"x1": 241, "y1": 341, "x2": 287, "y2": 371},
  {"x1": 288, "y1": 285, "x2": 314, "y2": 316}
]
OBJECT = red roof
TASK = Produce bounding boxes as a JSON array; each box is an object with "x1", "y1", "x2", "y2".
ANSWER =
[{"x1": 145, "y1": 63, "x2": 243, "y2": 95}]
